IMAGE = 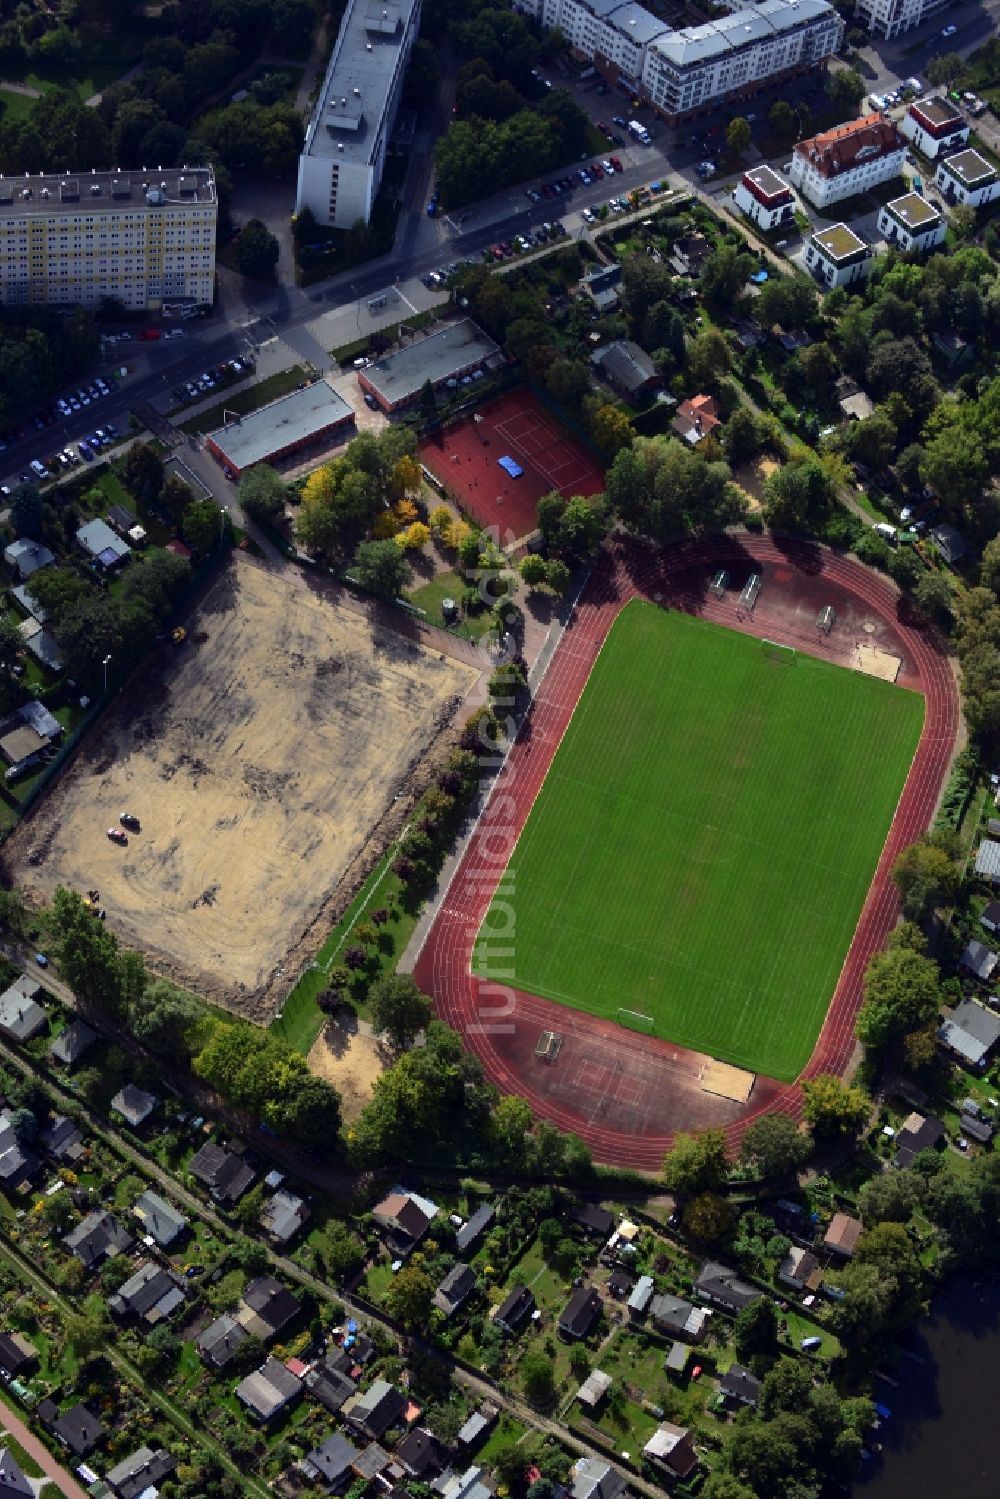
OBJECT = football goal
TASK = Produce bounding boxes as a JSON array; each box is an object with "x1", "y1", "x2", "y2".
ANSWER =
[
  {"x1": 760, "y1": 638, "x2": 797, "y2": 665},
  {"x1": 616, "y1": 1008, "x2": 656, "y2": 1035},
  {"x1": 817, "y1": 605, "x2": 836, "y2": 635}
]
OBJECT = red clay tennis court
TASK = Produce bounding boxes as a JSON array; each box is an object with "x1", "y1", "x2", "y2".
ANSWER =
[{"x1": 418, "y1": 387, "x2": 605, "y2": 543}]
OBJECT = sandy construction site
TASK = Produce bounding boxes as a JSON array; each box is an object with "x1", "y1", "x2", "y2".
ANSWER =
[{"x1": 11, "y1": 556, "x2": 476, "y2": 1012}]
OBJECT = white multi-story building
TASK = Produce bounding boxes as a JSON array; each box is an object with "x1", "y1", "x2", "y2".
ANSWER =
[
  {"x1": 899, "y1": 96, "x2": 970, "y2": 160},
  {"x1": 296, "y1": 0, "x2": 421, "y2": 230},
  {"x1": 934, "y1": 148, "x2": 1000, "y2": 209},
  {"x1": 852, "y1": 0, "x2": 949, "y2": 41},
  {"x1": 518, "y1": 0, "x2": 842, "y2": 122},
  {"x1": 877, "y1": 192, "x2": 946, "y2": 254},
  {"x1": 789, "y1": 114, "x2": 906, "y2": 209},
  {"x1": 0, "y1": 166, "x2": 216, "y2": 312},
  {"x1": 804, "y1": 223, "x2": 876, "y2": 289},
  {"x1": 733, "y1": 165, "x2": 796, "y2": 231}
]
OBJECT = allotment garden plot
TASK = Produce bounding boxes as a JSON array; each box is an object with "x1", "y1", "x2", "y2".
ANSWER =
[
  {"x1": 12, "y1": 556, "x2": 475, "y2": 1011},
  {"x1": 473, "y1": 600, "x2": 924, "y2": 1081}
]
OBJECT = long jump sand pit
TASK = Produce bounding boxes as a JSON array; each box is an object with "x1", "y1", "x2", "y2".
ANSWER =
[{"x1": 11, "y1": 556, "x2": 476, "y2": 1013}]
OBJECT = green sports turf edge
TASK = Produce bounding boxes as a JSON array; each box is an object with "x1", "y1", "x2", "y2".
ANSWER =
[{"x1": 472, "y1": 600, "x2": 925, "y2": 1081}]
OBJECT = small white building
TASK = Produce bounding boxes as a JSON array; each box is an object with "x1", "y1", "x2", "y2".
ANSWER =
[
  {"x1": 733, "y1": 165, "x2": 796, "y2": 232},
  {"x1": 934, "y1": 148, "x2": 1000, "y2": 209},
  {"x1": 899, "y1": 96, "x2": 969, "y2": 160},
  {"x1": 877, "y1": 192, "x2": 946, "y2": 254},
  {"x1": 76, "y1": 518, "x2": 130, "y2": 568},
  {"x1": 789, "y1": 114, "x2": 905, "y2": 209},
  {"x1": 804, "y1": 223, "x2": 875, "y2": 289}
]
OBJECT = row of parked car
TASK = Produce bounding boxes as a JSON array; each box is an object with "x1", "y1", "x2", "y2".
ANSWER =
[
  {"x1": 525, "y1": 157, "x2": 624, "y2": 205},
  {"x1": 0, "y1": 376, "x2": 116, "y2": 455},
  {"x1": 28, "y1": 423, "x2": 121, "y2": 479},
  {"x1": 172, "y1": 357, "x2": 249, "y2": 405},
  {"x1": 485, "y1": 222, "x2": 568, "y2": 261}
]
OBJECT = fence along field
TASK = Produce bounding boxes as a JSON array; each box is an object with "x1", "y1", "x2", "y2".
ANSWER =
[{"x1": 473, "y1": 600, "x2": 924, "y2": 1082}]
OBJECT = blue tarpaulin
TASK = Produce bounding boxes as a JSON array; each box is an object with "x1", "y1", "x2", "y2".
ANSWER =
[{"x1": 498, "y1": 455, "x2": 523, "y2": 478}]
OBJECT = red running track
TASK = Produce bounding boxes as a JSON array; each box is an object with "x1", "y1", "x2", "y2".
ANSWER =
[{"x1": 413, "y1": 535, "x2": 960, "y2": 1171}]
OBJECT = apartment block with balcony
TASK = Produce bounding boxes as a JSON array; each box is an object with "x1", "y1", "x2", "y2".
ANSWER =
[
  {"x1": 804, "y1": 223, "x2": 876, "y2": 288},
  {"x1": 0, "y1": 167, "x2": 216, "y2": 312},
  {"x1": 877, "y1": 192, "x2": 946, "y2": 254},
  {"x1": 641, "y1": 0, "x2": 843, "y2": 125},
  {"x1": 899, "y1": 97, "x2": 970, "y2": 160},
  {"x1": 517, "y1": 0, "x2": 842, "y2": 122},
  {"x1": 788, "y1": 114, "x2": 905, "y2": 209}
]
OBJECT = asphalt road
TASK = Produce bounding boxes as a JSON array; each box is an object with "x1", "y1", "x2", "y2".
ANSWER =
[{"x1": 4, "y1": 9, "x2": 998, "y2": 489}]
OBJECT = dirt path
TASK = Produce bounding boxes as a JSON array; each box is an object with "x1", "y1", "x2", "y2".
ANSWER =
[{"x1": 0, "y1": 1390, "x2": 90, "y2": 1499}]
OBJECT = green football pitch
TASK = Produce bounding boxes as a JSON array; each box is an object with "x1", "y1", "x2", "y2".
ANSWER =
[{"x1": 473, "y1": 601, "x2": 925, "y2": 1081}]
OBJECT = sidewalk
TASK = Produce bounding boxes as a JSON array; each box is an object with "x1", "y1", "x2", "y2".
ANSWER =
[{"x1": 0, "y1": 1389, "x2": 90, "y2": 1499}]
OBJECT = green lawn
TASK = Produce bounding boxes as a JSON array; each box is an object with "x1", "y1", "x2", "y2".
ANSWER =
[
  {"x1": 408, "y1": 570, "x2": 496, "y2": 642},
  {"x1": 0, "y1": 89, "x2": 36, "y2": 123},
  {"x1": 474, "y1": 600, "x2": 924, "y2": 1080}
]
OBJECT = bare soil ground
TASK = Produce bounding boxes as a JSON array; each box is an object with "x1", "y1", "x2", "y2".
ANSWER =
[
  {"x1": 10, "y1": 555, "x2": 476, "y2": 1014},
  {"x1": 731, "y1": 454, "x2": 780, "y2": 513},
  {"x1": 307, "y1": 1021, "x2": 390, "y2": 1121}
]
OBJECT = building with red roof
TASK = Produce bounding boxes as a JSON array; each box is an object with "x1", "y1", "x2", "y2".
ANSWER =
[{"x1": 789, "y1": 113, "x2": 905, "y2": 209}]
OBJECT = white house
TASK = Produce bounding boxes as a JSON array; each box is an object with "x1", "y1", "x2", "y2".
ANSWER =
[
  {"x1": 789, "y1": 113, "x2": 905, "y2": 209},
  {"x1": 804, "y1": 223, "x2": 876, "y2": 289},
  {"x1": 899, "y1": 96, "x2": 969, "y2": 160},
  {"x1": 877, "y1": 192, "x2": 946, "y2": 254},
  {"x1": 733, "y1": 165, "x2": 795, "y2": 232},
  {"x1": 934, "y1": 148, "x2": 1000, "y2": 209}
]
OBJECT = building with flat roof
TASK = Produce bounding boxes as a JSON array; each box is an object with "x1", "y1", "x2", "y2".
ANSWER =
[
  {"x1": 358, "y1": 319, "x2": 500, "y2": 413},
  {"x1": 733, "y1": 165, "x2": 795, "y2": 231},
  {"x1": 804, "y1": 223, "x2": 875, "y2": 288},
  {"x1": 853, "y1": 0, "x2": 950, "y2": 41},
  {"x1": 900, "y1": 96, "x2": 969, "y2": 159},
  {"x1": 877, "y1": 192, "x2": 945, "y2": 254},
  {"x1": 296, "y1": 0, "x2": 421, "y2": 229},
  {"x1": 0, "y1": 167, "x2": 216, "y2": 312},
  {"x1": 790, "y1": 114, "x2": 905, "y2": 208},
  {"x1": 934, "y1": 148, "x2": 1000, "y2": 209},
  {"x1": 205, "y1": 381, "x2": 355, "y2": 477}
]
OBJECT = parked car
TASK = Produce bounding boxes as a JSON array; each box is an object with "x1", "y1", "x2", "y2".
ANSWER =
[
  {"x1": 942, "y1": 24, "x2": 957, "y2": 38},
  {"x1": 120, "y1": 812, "x2": 141, "y2": 831},
  {"x1": 107, "y1": 828, "x2": 128, "y2": 845},
  {"x1": 609, "y1": 156, "x2": 623, "y2": 172}
]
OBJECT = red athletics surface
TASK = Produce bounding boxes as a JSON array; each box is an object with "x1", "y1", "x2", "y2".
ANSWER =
[
  {"x1": 418, "y1": 387, "x2": 605, "y2": 544},
  {"x1": 412, "y1": 533, "x2": 961, "y2": 1172}
]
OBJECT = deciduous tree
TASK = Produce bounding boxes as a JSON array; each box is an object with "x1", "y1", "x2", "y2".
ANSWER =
[
  {"x1": 369, "y1": 974, "x2": 432, "y2": 1050},
  {"x1": 740, "y1": 1113, "x2": 811, "y2": 1176},
  {"x1": 801, "y1": 1074, "x2": 869, "y2": 1136},
  {"x1": 352, "y1": 538, "x2": 411, "y2": 598},
  {"x1": 662, "y1": 1128, "x2": 729, "y2": 1195}
]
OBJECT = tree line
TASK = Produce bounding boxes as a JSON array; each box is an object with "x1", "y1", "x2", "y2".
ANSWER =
[{"x1": 47, "y1": 886, "x2": 343, "y2": 1144}]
